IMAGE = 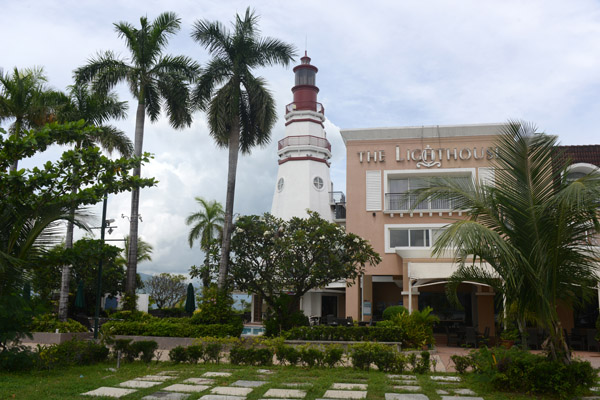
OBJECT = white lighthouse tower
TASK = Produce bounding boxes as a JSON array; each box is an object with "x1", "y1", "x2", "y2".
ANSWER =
[{"x1": 271, "y1": 52, "x2": 333, "y2": 221}]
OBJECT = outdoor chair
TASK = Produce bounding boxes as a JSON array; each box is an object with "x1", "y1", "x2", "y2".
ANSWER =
[
  {"x1": 445, "y1": 326, "x2": 462, "y2": 347},
  {"x1": 464, "y1": 327, "x2": 478, "y2": 348}
]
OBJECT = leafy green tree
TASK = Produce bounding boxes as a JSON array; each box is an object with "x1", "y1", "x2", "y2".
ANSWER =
[
  {"x1": 145, "y1": 273, "x2": 187, "y2": 309},
  {"x1": 0, "y1": 66, "x2": 62, "y2": 171},
  {"x1": 0, "y1": 122, "x2": 154, "y2": 344},
  {"x1": 230, "y1": 212, "x2": 381, "y2": 334},
  {"x1": 420, "y1": 121, "x2": 600, "y2": 363},
  {"x1": 186, "y1": 197, "x2": 223, "y2": 287},
  {"x1": 75, "y1": 12, "x2": 199, "y2": 304},
  {"x1": 191, "y1": 8, "x2": 296, "y2": 289},
  {"x1": 56, "y1": 83, "x2": 132, "y2": 321}
]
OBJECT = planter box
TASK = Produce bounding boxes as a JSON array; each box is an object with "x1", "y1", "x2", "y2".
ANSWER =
[{"x1": 23, "y1": 332, "x2": 93, "y2": 344}]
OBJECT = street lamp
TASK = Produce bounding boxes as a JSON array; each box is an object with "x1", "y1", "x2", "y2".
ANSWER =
[{"x1": 93, "y1": 195, "x2": 108, "y2": 339}]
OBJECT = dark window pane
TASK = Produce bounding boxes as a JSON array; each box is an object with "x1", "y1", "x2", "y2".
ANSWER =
[{"x1": 390, "y1": 230, "x2": 409, "y2": 247}]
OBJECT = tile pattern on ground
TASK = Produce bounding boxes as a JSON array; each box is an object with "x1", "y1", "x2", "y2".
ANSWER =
[
  {"x1": 119, "y1": 379, "x2": 162, "y2": 388},
  {"x1": 263, "y1": 389, "x2": 306, "y2": 398},
  {"x1": 322, "y1": 390, "x2": 367, "y2": 399},
  {"x1": 163, "y1": 384, "x2": 210, "y2": 393},
  {"x1": 211, "y1": 387, "x2": 253, "y2": 396},
  {"x1": 231, "y1": 380, "x2": 267, "y2": 388},
  {"x1": 203, "y1": 372, "x2": 232, "y2": 377},
  {"x1": 142, "y1": 392, "x2": 191, "y2": 400},
  {"x1": 431, "y1": 376, "x2": 460, "y2": 382},
  {"x1": 331, "y1": 383, "x2": 368, "y2": 390},
  {"x1": 183, "y1": 378, "x2": 216, "y2": 385},
  {"x1": 385, "y1": 394, "x2": 428, "y2": 400},
  {"x1": 82, "y1": 387, "x2": 137, "y2": 398},
  {"x1": 393, "y1": 386, "x2": 421, "y2": 392},
  {"x1": 138, "y1": 375, "x2": 175, "y2": 382}
]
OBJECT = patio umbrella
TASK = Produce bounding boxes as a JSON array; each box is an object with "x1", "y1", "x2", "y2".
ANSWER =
[
  {"x1": 184, "y1": 283, "x2": 195, "y2": 313},
  {"x1": 74, "y1": 281, "x2": 85, "y2": 309}
]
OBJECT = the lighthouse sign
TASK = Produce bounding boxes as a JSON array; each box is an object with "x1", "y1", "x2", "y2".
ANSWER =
[{"x1": 358, "y1": 144, "x2": 498, "y2": 167}]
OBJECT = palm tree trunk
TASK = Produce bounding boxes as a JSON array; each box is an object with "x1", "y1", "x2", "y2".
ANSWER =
[
  {"x1": 57, "y1": 213, "x2": 75, "y2": 321},
  {"x1": 217, "y1": 120, "x2": 240, "y2": 290},
  {"x1": 9, "y1": 120, "x2": 22, "y2": 172},
  {"x1": 125, "y1": 100, "x2": 145, "y2": 302}
]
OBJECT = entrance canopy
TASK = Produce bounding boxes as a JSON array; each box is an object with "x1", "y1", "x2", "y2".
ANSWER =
[{"x1": 407, "y1": 261, "x2": 498, "y2": 289}]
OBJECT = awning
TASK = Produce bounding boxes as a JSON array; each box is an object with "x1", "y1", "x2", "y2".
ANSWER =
[{"x1": 407, "y1": 262, "x2": 498, "y2": 289}]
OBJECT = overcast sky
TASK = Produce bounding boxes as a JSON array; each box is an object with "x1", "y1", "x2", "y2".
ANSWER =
[{"x1": 2, "y1": 0, "x2": 600, "y2": 278}]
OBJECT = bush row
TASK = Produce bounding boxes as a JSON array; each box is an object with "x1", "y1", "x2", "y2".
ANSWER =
[
  {"x1": 451, "y1": 347, "x2": 595, "y2": 399},
  {"x1": 101, "y1": 320, "x2": 243, "y2": 338},
  {"x1": 169, "y1": 342, "x2": 223, "y2": 364},
  {"x1": 30, "y1": 314, "x2": 88, "y2": 333},
  {"x1": 283, "y1": 326, "x2": 406, "y2": 344},
  {"x1": 112, "y1": 339, "x2": 158, "y2": 363},
  {"x1": 0, "y1": 339, "x2": 109, "y2": 372}
]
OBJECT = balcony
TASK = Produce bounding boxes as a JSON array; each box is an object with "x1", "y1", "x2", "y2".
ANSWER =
[
  {"x1": 329, "y1": 191, "x2": 346, "y2": 220},
  {"x1": 385, "y1": 193, "x2": 454, "y2": 212},
  {"x1": 278, "y1": 135, "x2": 331, "y2": 152},
  {"x1": 285, "y1": 101, "x2": 324, "y2": 115}
]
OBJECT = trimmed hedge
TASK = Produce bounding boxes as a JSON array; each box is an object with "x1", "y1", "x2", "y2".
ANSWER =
[
  {"x1": 101, "y1": 320, "x2": 243, "y2": 338},
  {"x1": 283, "y1": 326, "x2": 404, "y2": 343}
]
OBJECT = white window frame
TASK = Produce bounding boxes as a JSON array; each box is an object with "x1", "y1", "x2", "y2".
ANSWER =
[{"x1": 384, "y1": 223, "x2": 447, "y2": 253}]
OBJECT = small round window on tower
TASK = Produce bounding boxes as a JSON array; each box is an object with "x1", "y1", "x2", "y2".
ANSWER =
[
  {"x1": 277, "y1": 178, "x2": 284, "y2": 192},
  {"x1": 313, "y1": 176, "x2": 324, "y2": 190}
]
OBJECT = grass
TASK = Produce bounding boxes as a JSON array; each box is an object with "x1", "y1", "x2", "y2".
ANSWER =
[{"x1": 0, "y1": 360, "x2": 595, "y2": 399}]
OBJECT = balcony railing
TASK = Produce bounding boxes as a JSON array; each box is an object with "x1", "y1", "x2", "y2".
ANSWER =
[
  {"x1": 385, "y1": 193, "x2": 454, "y2": 212},
  {"x1": 278, "y1": 135, "x2": 331, "y2": 152},
  {"x1": 285, "y1": 101, "x2": 324, "y2": 115}
]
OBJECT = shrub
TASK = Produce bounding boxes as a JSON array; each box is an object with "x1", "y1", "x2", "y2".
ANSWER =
[
  {"x1": 130, "y1": 340, "x2": 158, "y2": 363},
  {"x1": 323, "y1": 344, "x2": 344, "y2": 368},
  {"x1": 169, "y1": 346, "x2": 188, "y2": 363},
  {"x1": 229, "y1": 343, "x2": 247, "y2": 365},
  {"x1": 113, "y1": 339, "x2": 135, "y2": 361},
  {"x1": 252, "y1": 348, "x2": 274, "y2": 366},
  {"x1": 186, "y1": 345, "x2": 204, "y2": 363},
  {"x1": 275, "y1": 344, "x2": 301, "y2": 366},
  {"x1": 37, "y1": 339, "x2": 109, "y2": 369},
  {"x1": 192, "y1": 286, "x2": 237, "y2": 325},
  {"x1": 30, "y1": 314, "x2": 88, "y2": 333},
  {"x1": 382, "y1": 305, "x2": 408, "y2": 320},
  {"x1": 0, "y1": 346, "x2": 37, "y2": 371},
  {"x1": 283, "y1": 326, "x2": 405, "y2": 343},
  {"x1": 101, "y1": 319, "x2": 243, "y2": 338},
  {"x1": 350, "y1": 342, "x2": 378, "y2": 370},
  {"x1": 203, "y1": 342, "x2": 222, "y2": 363},
  {"x1": 413, "y1": 351, "x2": 430, "y2": 374},
  {"x1": 451, "y1": 354, "x2": 472, "y2": 374},
  {"x1": 469, "y1": 346, "x2": 595, "y2": 399},
  {"x1": 299, "y1": 344, "x2": 323, "y2": 368},
  {"x1": 372, "y1": 346, "x2": 396, "y2": 372}
]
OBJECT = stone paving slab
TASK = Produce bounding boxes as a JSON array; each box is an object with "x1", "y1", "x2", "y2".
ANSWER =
[
  {"x1": 436, "y1": 389, "x2": 449, "y2": 395},
  {"x1": 392, "y1": 380, "x2": 419, "y2": 385},
  {"x1": 257, "y1": 369, "x2": 274, "y2": 374},
  {"x1": 332, "y1": 383, "x2": 368, "y2": 390},
  {"x1": 204, "y1": 372, "x2": 233, "y2": 377},
  {"x1": 281, "y1": 383, "x2": 311, "y2": 388},
  {"x1": 119, "y1": 380, "x2": 162, "y2": 389},
  {"x1": 452, "y1": 389, "x2": 476, "y2": 395},
  {"x1": 199, "y1": 396, "x2": 246, "y2": 400},
  {"x1": 387, "y1": 375, "x2": 416, "y2": 380},
  {"x1": 393, "y1": 386, "x2": 421, "y2": 392},
  {"x1": 142, "y1": 392, "x2": 191, "y2": 400},
  {"x1": 183, "y1": 378, "x2": 216, "y2": 385},
  {"x1": 82, "y1": 387, "x2": 137, "y2": 398},
  {"x1": 385, "y1": 394, "x2": 428, "y2": 400},
  {"x1": 138, "y1": 375, "x2": 175, "y2": 382},
  {"x1": 436, "y1": 382, "x2": 459, "y2": 386},
  {"x1": 322, "y1": 390, "x2": 367, "y2": 399},
  {"x1": 163, "y1": 384, "x2": 210, "y2": 393},
  {"x1": 211, "y1": 387, "x2": 253, "y2": 396},
  {"x1": 231, "y1": 380, "x2": 267, "y2": 388},
  {"x1": 263, "y1": 389, "x2": 306, "y2": 398},
  {"x1": 431, "y1": 376, "x2": 460, "y2": 382},
  {"x1": 157, "y1": 371, "x2": 179, "y2": 376},
  {"x1": 441, "y1": 397, "x2": 484, "y2": 400}
]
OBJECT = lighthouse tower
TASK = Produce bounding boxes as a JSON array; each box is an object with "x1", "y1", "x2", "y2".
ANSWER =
[{"x1": 271, "y1": 52, "x2": 333, "y2": 221}]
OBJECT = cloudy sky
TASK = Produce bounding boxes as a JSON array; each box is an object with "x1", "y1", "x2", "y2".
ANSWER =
[{"x1": 2, "y1": 0, "x2": 600, "y2": 277}]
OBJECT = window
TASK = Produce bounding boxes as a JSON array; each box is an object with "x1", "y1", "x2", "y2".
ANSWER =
[
  {"x1": 389, "y1": 227, "x2": 445, "y2": 248},
  {"x1": 313, "y1": 176, "x2": 324, "y2": 190},
  {"x1": 277, "y1": 178, "x2": 284, "y2": 192},
  {"x1": 386, "y1": 175, "x2": 469, "y2": 211}
]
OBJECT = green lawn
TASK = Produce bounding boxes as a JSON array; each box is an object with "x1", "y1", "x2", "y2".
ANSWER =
[{"x1": 0, "y1": 361, "x2": 593, "y2": 399}]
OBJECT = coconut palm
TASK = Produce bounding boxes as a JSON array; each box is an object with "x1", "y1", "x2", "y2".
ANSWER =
[
  {"x1": 119, "y1": 235, "x2": 153, "y2": 265},
  {"x1": 75, "y1": 12, "x2": 199, "y2": 301},
  {"x1": 0, "y1": 67, "x2": 60, "y2": 171},
  {"x1": 191, "y1": 8, "x2": 296, "y2": 289},
  {"x1": 56, "y1": 83, "x2": 132, "y2": 320},
  {"x1": 419, "y1": 121, "x2": 600, "y2": 364},
  {"x1": 186, "y1": 197, "x2": 224, "y2": 287}
]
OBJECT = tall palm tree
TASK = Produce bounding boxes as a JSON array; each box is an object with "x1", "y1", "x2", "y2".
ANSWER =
[
  {"x1": 75, "y1": 12, "x2": 199, "y2": 302},
  {"x1": 119, "y1": 235, "x2": 153, "y2": 265},
  {"x1": 419, "y1": 121, "x2": 600, "y2": 364},
  {"x1": 186, "y1": 197, "x2": 224, "y2": 287},
  {"x1": 0, "y1": 67, "x2": 60, "y2": 171},
  {"x1": 191, "y1": 8, "x2": 296, "y2": 289},
  {"x1": 56, "y1": 83, "x2": 133, "y2": 320}
]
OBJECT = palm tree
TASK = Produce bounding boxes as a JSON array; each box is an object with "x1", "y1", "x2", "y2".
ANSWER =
[
  {"x1": 119, "y1": 235, "x2": 153, "y2": 265},
  {"x1": 419, "y1": 121, "x2": 600, "y2": 364},
  {"x1": 186, "y1": 197, "x2": 224, "y2": 287},
  {"x1": 75, "y1": 12, "x2": 199, "y2": 302},
  {"x1": 191, "y1": 8, "x2": 296, "y2": 289},
  {"x1": 0, "y1": 67, "x2": 60, "y2": 171},
  {"x1": 56, "y1": 83, "x2": 132, "y2": 320}
]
